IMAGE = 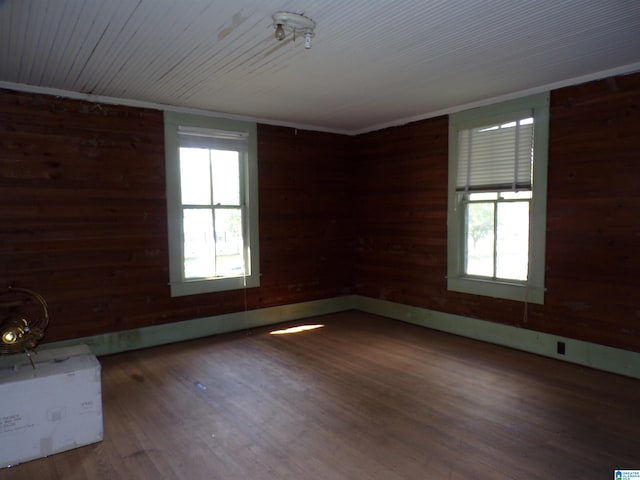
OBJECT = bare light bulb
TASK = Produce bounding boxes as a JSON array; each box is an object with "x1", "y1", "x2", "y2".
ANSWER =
[
  {"x1": 274, "y1": 24, "x2": 286, "y2": 41},
  {"x1": 304, "y1": 32, "x2": 312, "y2": 49}
]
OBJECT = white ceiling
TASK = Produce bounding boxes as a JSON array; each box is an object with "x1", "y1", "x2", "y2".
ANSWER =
[{"x1": 1, "y1": 0, "x2": 640, "y2": 134}]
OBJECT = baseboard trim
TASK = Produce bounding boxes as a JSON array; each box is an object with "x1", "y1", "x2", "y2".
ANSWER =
[
  {"x1": 41, "y1": 296, "x2": 356, "y2": 357},
  {"x1": 353, "y1": 296, "x2": 640, "y2": 379},
  {"x1": 40, "y1": 294, "x2": 639, "y2": 379}
]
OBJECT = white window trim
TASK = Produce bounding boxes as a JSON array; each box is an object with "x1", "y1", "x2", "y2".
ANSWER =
[
  {"x1": 164, "y1": 111, "x2": 260, "y2": 297},
  {"x1": 447, "y1": 93, "x2": 549, "y2": 304}
]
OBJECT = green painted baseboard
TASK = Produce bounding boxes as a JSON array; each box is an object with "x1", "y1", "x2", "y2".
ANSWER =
[
  {"x1": 353, "y1": 296, "x2": 640, "y2": 379},
  {"x1": 40, "y1": 294, "x2": 639, "y2": 379},
  {"x1": 41, "y1": 296, "x2": 354, "y2": 357}
]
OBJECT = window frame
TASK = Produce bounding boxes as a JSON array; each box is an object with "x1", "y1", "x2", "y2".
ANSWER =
[
  {"x1": 447, "y1": 93, "x2": 549, "y2": 304},
  {"x1": 164, "y1": 111, "x2": 259, "y2": 297}
]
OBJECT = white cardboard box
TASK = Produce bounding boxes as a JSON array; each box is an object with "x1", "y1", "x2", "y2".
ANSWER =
[{"x1": 0, "y1": 344, "x2": 103, "y2": 468}]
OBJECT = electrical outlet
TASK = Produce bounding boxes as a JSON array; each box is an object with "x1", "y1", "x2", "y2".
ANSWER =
[{"x1": 557, "y1": 341, "x2": 566, "y2": 355}]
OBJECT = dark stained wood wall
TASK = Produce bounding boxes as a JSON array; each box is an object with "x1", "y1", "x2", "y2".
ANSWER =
[
  {"x1": 2, "y1": 71, "x2": 638, "y2": 352},
  {"x1": 0, "y1": 91, "x2": 353, "y2": 342},
  {"x1": 545, "y1": 74, "x2": 640, "y2": 350},
  {"x1": 353, "y1": 117, "x2": 449, "y2": 305},
  {"x1": 256, "y1": 125, "x2": 354, "y2": 306},
  {"x1": 353, "y1": 72, "x2": 640, "y2": 352}
]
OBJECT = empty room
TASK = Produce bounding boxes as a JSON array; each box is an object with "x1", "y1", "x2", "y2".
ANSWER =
[{"x1": 0, "y1": 1, "x2": 639, "y2": 479}]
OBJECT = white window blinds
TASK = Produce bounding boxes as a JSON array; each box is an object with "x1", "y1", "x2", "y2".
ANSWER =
[
  {"x1": 178, "y1": 125, "x2": 249, "y2": 152},
  {"x1": 456, "y1": 116, "x2": 534, "y2": 192}
]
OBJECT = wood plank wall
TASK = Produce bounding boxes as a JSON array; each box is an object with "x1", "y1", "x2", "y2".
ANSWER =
[
  {"x1": 353, "y1": 72, "x2": 640, "y2": 352},
  {"x1": 256, "y1": 125, "x2": 354, "y2": 306},
  {"x1": 1, "y1": 71, "x2": 638, "y2": 352},
  {"x1": 0, "y1": 91, "x2": 353, "y2": 342}
]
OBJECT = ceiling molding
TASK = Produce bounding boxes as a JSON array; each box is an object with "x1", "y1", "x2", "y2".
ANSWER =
[
  {"x1": 0, "y1": 81, "x2": 352, "y2": 136},
  {"x1": 351, "y1": 61, "x2": 640, "y2": 135},
  {"x1": 4, "y1": 59, "x2": 639, "y2": 137}
]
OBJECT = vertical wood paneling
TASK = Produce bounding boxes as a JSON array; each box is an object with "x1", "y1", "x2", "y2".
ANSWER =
[{"x1": 353, "y1": 72, "x2": 640, "y2": 352}]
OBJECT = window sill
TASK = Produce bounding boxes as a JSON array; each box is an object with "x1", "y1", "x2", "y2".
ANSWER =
[
  {"x1": 447, "y1": 276, "x2": 544, "y2": 304},
  {"x1": 170, "y1": 274, "x2": 259, "y2": 297}
]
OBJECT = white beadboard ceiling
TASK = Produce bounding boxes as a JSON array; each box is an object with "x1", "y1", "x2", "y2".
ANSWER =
[{"x1": 1, "y1": 0, "x2": 640, "y2": 134}]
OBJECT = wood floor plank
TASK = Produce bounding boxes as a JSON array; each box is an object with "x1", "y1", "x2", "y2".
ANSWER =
[{"x1": 1, "y1": 312, "x2": 638, "y2": 479}]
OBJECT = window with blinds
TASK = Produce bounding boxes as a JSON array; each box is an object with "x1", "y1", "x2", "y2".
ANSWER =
[
  {"x1": 456, "y1": 116, "x2": 534, "y2": 193},
  {"x1": 178, "y1": 126, "x2": 250, "y2": 152},
  {"x1": 447, "y1": 92, "x2": 549, "y2": 305}
]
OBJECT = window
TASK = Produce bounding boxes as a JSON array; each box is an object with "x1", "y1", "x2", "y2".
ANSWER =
[
  {"x1": 447, "y1": 93, "x2": 549, "y2": 304},
  {"x1": 164, "y1": 112, "x2": 259, "y2": 296}
]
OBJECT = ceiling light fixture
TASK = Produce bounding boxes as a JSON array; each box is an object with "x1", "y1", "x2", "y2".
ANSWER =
[{"x1": 272, "y1": 12, "x2": 316, "y2": 49}]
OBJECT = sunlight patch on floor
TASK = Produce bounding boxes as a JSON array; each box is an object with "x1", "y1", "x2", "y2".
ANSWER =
[{"x1": 270, "y1": 324, "x2": 325, "y2": 335}]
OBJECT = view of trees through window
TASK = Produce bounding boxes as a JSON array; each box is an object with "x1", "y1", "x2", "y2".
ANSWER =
[
  {"x1": 180, "y1": 147, "x2": 245, "y2": 280},
  {"x1": 464, "y1": 191, "x2": 531, "y2": 281}
]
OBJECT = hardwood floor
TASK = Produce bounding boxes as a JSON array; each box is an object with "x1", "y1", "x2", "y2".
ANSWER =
[{"x1": 1, "y1": 312, "x2": 638, "y2": 479}]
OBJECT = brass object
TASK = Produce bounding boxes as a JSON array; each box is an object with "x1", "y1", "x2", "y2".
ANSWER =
[
  {"x1": 1, "y1": 317, "x2": 30, "y2": 344},
  {"x1": 0, "y1": 287, "x2": 49, "y2": 367}
]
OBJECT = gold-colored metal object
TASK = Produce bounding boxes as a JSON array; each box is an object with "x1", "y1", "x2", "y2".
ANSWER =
[
  {"x1": 0, "y1": 287, "x2": 49, "y2": 368},
  {"x1": 1, "y1": 317, "x2": 29, "y2": 344}
]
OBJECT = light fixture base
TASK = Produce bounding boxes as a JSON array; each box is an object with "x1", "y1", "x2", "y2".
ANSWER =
[{"x1": 272, "y1": 12, "x2": 316, "y2": 48}]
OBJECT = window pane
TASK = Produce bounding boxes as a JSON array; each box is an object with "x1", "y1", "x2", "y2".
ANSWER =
[
  {"x1": 500, "y1": 191, "x2": 532, "y2": 200},
  {"x1": 215, "y1": 208, "x2": 245, "y2": 276},
  {"x1": 180, "y1": 148, "x2": 211, "y2": 205},
  {"x1": 469, "y1": 192, "x2": 498, "y2": 201},
  {"x1": 183, "y1": 208, "x2": 216, "y2": 279},
  {"x1": 496, "y1": 201, "x2": 530, "y2": 280},
  {"x1": 465, "y1": 202, "x2": 494, "y2": 277},
  {"x1": 211, "y1": 150, "x2": 240, "y2": 206}
]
